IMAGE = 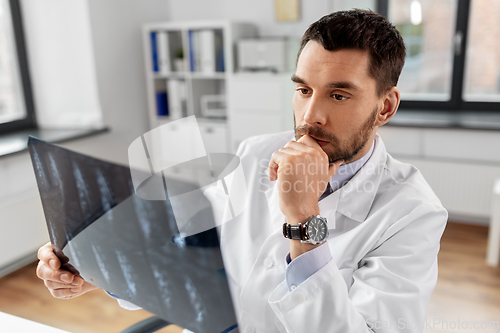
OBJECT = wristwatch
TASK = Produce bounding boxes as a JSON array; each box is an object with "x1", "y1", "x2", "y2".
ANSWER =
[{"x1": 282, "y1": 215, "x2": 328, "y2": 245}]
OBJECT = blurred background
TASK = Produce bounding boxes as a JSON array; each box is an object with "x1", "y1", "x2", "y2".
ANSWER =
[{"x1": 0, "y1": 0, "x2": 499, "y2": 332}]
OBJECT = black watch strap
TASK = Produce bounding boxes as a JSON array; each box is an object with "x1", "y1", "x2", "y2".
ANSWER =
[{"x1": 282, "y1": 222, "x2": 306, "y2": 241}]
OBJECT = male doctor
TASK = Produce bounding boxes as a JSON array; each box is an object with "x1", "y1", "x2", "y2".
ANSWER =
[{"x1": 37, "y1": 9, "x2": 447, "y2": 333}]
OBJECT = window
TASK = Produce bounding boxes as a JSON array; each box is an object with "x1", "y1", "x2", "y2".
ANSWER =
[
  {"x1": 0, "y1": 0, "x2": 36, "y2": 134},
  {"x1": 463, "y1": 0, "x2": 500, "y2": 102},
  {"x1": 389, "y1": 0, "x2": 457, "y2": 101},
  {"x1": 379, "y1": 0, "x2": 500, "y2": 112}
]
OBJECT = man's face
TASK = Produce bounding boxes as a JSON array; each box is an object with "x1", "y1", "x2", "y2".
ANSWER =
[{"x1": 293, "y1": 41, "x2": 382, "y2": 164}]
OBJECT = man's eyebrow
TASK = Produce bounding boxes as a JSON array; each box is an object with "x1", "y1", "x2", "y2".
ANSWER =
[
  {"x1": 291, "y1": 74, "x2": 306, "y2": 85},
  {"x1": 326, "y1": 81, "x2": 359, "y2": 90},
  {"x1": 291, "y1": 74, "x2": 360, "y2": 91}
]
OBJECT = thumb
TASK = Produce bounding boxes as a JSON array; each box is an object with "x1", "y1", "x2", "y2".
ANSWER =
[{"x1": 328, "y1": 159, "x2": 344, "y2": 178}]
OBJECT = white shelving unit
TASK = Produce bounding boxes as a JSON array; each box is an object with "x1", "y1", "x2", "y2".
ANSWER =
[
  {"x1": 142, "y1": 20, "x2": 257, "y2": 153},
  {"x1": 227, "y1": 73, "x2": 295, "y2": 152}
]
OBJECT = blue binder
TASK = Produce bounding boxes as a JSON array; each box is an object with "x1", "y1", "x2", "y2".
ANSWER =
[{"x1": 151, "y1": 32, "x2": 159, "y2": 72}]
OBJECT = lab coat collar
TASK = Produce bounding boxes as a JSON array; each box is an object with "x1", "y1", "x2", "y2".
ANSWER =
[
  {"x1": 264, "y1": 134, "x2": 387, "y2": 227},
  {"x1": 336, "y1": 134, "x2": 386, "y2": 223}
]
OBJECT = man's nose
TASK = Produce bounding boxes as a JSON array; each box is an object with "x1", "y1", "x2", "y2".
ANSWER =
[{"x1": 303, "y1": 94, "x2": 327, "y2": 126}]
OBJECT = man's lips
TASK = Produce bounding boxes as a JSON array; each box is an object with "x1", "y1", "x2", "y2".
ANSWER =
[
  {"x1": 298, "y1": 133, "x2": 330, "y2": 147},
  {"x1": 316, "y1": 140, "x2": 329, "y2": 147},
  {"x1": 307, "y1": 135, "x2": 329, "y2": 147}
]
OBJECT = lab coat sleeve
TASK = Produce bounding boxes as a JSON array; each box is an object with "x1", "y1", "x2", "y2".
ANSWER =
[
  {"x1": 104, "y1": 291, "x2": 143, "y2": 311},
  {"x1": 268, "y1": 204, "x2": 447, "y2": 333}
]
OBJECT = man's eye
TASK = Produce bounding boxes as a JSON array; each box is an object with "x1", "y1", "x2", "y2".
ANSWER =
[
  {"x1": 297, "y1": 88, "x2": 309, "y2": 95},
  {"x1": 332, "y1": 94, "x2": 347, "y2": 101}
]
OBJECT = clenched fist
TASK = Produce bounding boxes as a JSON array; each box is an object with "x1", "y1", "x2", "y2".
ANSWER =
[{"x1": 269, "y1": 134, "x2": 343, "y2": 225}]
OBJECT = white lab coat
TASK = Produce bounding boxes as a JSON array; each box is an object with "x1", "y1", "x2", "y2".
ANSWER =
[{"x1": 215, "y1": 131, "x2": 448, "y2": 333}]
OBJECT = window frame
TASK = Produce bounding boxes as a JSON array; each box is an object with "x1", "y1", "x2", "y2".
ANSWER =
[
  {"x1": 0, "y1": 0, "x2": 37, "y2": 135},
  {"x1": 378, "y1": 0, "x2": 500, "y2": 112}
]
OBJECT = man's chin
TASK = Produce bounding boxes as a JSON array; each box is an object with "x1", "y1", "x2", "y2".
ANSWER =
[
  {"x1": 322, "y1": 148, "x2": 340, "y2": 164},
  {"x1": 324, "y1": 148, "x2": 352, "y2": 164}
]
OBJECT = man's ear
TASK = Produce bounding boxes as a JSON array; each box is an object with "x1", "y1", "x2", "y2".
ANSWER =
[{"x1": 375, "y1": 86, "x2": 400, "y2": 126}]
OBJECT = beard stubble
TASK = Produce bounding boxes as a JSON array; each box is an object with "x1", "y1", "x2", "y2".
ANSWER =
[{"x1": 294, "y1": 105, "x2": 378, "y2": 164}]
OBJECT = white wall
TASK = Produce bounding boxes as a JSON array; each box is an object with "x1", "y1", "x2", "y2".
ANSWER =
[
  {"x1": 85, "y1": 0, "x2": 171, "y2": 150},
  {"x1": 166, "y1": 0, "x2": 324, "y2": 38},
  {"x1": 0, "y1": 0, "x2": 172, "y2": 276},
  {"x1": 165, "y1": 0, "x2": 375, "y2": 38}
]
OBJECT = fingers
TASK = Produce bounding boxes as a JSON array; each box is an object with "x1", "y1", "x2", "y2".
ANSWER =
[
  {"x1": 269, "y1": 162, "x2": 277, "y2": 182},
  {"x1": 37, "y1": 242, "x2": 60, "y2": 270},
  {"x1": 269, "y1": 140, "x2": 330, "y2": 181},
  {"x1": 286, "y1": 137, "x2": 330, "y2": 166},
  {"x1": 49, "y1": 286, "x2": 83, "y2": 299},
  {"x1": 296, "y1": 134, "x2": 320, "y2": 147},
  {"x1": 37, "y1": 260, "x2": 86, "y2": 299},
  {"x1": 277, "y1": 147, "x2": 301, "y2": 155},
  {"x1": 268, "y1": 148, "x2": 303, "y2": 181},
  {"x1": 36, "y1": 260, "x2": 76, "y2": 284},
  {"x1": 268, "y1": 150, "x2": 283, "y2": 181},
  {"x1": 45, "y1": 278, "x2": 83, "y2": 290},
  {"x1": 36, "y1": 243, "x2": 98, "y2": 299},
  {"x1": 285, "y1": 136, "x2": 323, "y2": 155},
  {"x1": 48, "y1": 278, "x2": 97, "y2": 299}
]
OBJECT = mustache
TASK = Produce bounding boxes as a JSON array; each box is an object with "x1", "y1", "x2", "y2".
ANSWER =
[{"x1": 295, "y1": 124, "x2": 338, "y2": 144}]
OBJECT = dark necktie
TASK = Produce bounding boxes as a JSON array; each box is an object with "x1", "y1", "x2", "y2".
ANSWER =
[{"x1": 319, "y1": 182, "x2": 333, "y2": 201}]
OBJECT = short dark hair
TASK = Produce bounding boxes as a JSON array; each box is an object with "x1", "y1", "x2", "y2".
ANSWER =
[{"x1": 298, "y1": 9, "x2": 406, "y2": 97}]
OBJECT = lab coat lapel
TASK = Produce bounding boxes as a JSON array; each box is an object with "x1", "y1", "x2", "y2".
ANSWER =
[
  {"x1": 337, "y1": 134, "x2": 387, "y2": 223},
  {"x1": 318, "y1": 189, "x2": 341, "y2": 229}
]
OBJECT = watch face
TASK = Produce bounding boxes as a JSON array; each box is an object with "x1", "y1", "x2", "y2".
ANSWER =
[{"x1": 307, "y1": 217, "x2": 328, "y2": 243}]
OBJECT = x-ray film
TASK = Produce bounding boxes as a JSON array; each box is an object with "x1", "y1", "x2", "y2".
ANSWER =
[{"x1": 28, "y1": 137, "x2": 238, "y2": 333}]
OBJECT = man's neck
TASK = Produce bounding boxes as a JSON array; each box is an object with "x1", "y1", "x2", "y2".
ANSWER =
[{"x1": 345, "y1": 130, "x2": 377, "y2": 164}]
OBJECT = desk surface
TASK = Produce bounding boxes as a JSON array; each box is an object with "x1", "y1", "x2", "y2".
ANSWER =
[{"x1": 0, "y1": 311, "x2": 70, "y2": 332}]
